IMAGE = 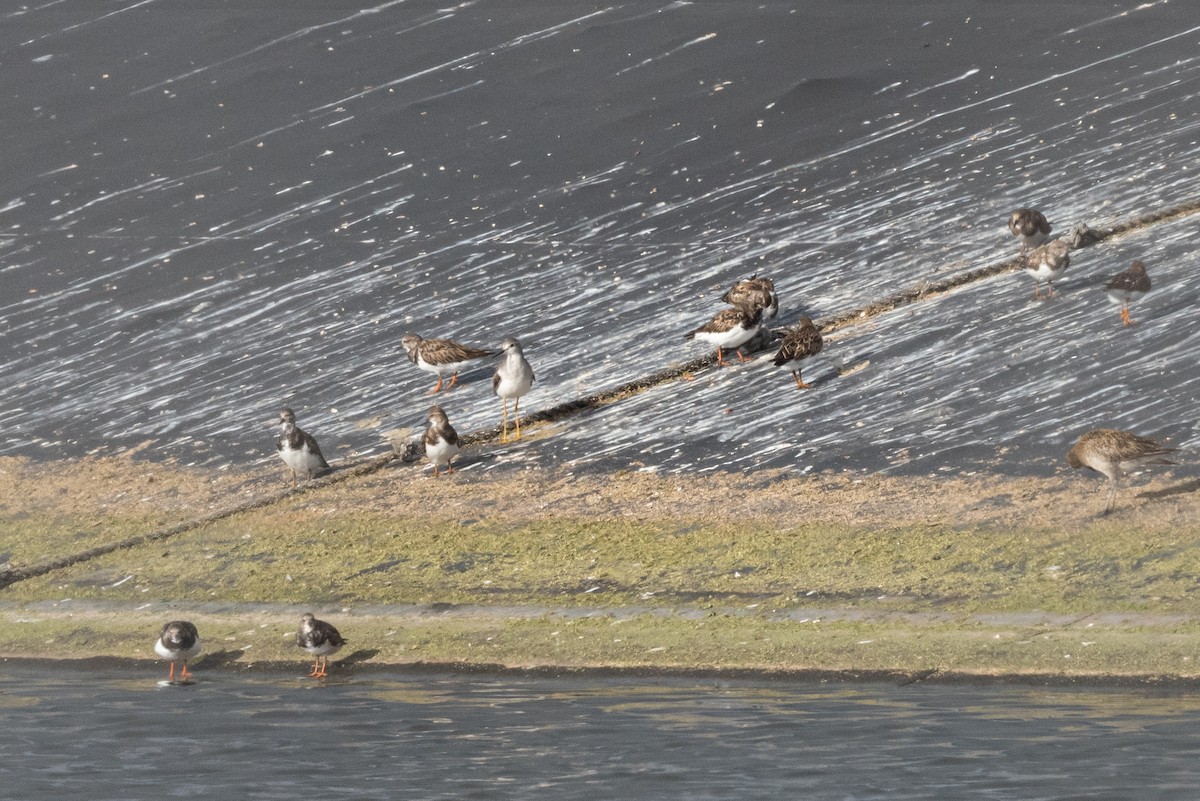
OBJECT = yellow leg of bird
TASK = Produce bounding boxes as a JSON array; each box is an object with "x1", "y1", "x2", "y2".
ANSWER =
[
  {"x1": 500, "y1": 399, "x2": 509, "y2": 443},
  {"x1": 514, "y1": 398, "x2": 522, "y2": 441},
  {"x1": 431, "y1": 464, "x2": 440, "y2": 478}
]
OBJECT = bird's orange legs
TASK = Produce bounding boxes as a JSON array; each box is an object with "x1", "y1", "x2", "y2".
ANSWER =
[
  {"x1": 1120, "y1": 305, "x2": 1136, "y2": 326},
  {"x1": 309, "y1": 656, "x2": 329, "y2": 678},
  {"x1": 792, "y1": 370, "x2": 812, "y2": 390}
]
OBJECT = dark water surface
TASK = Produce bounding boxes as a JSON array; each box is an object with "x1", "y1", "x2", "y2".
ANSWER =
[{"x1": 5, "y1": 665, "x2": 1200, "y2": 800}]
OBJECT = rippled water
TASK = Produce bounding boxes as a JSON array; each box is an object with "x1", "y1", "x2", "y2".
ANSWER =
[
  {"x1": 4, "y1": 666, "x2": 1200, "y2": 800},
  {"x1": 3, "y1": 1, "x2": 1200, "y2": 476}
]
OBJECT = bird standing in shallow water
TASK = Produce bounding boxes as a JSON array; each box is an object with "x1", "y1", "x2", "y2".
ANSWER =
[
  {"x1": 773, "y1": 317, "x2": 824, "y2": 389},
  {"x1": 296, "y1": 613, "x2": 346, "y2": 678},
  {"x1": 1023, "y1": 239, "x2": 1070, "y2": 300},
  {"x1": 1009, "y1": 208, "x2": 1052, "y2": 254},
  {"x1": 276, "y1": 408, "x2": 330, "y2": 487},
  {"x1": 155, "y1": 620, "x2": 201, "y2": 683},
  {"x1": 685, "y1": 305, "x2": 763, "y2": 366},
  {"x1": 721, "y1": 275, "x2": 778, "y2": 322},
  {"x1": 493, "y1": 337, "x2": 534, "y2": 443},
  {"x1": 1066, "y1": 428, "x2": 1176, "y2": 515},
  {"x1": 423, "y1": 405, "x2": 460, "y2": 477},
  {"x1": 401, "y1": 333, "x2": 495, "y2": 393},
  {"x1": 1105, "y1": 260, "x2": 1151, "y2": 326}
]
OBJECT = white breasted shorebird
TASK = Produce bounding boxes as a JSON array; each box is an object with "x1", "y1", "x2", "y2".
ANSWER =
[
  {"x1": 1009, "y1": 208, "x2": 1052, "y2": 254},
  {"x1": 1066, "y1": 428, "x2": 1176, "y2": 515},
  {"x1": 1105, "y1": 260, "x2": 1151, "y2": 326},
  {"x1": 401, "y1": 333, "x2": 496, "y2": 393},
  {"x1": 296, "y1": 613, "x2": 346, "y2": 679},
  {"x1": 1023, "y1": 239, "x2": 1070, "y2": 300},
  {"x1": 276, "y1": 408, "x2": 330, "y2": 487},
  {"x1": 155, "y1": 620, "x2": 201, "y2": 684},
  {"x1": 423, "y1": 405, "x2": 460, "y2": 477},
  {"x1": 721, "y1": 275, "x2": 778, "y2": 322},
  {"x1": 685, "y1": 305, "x2": 763, "y2": 366},
  {"x1": 773, "y1": 317, "x2": 824, "y2": 389},
  {"x1": 493, "y1": 337, "x2": 534, "y2": 443}
]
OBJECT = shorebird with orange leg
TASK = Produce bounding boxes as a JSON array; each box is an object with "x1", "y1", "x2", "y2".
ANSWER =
[
  {"x1": 773, "y1": 317, "x2": 823, "y2": 389},
  {"x1": 1105, "y1": 260, "x2": 1151, "y2": 326},
  {"x1": 493, "y1": 337, "x2": 534, "y2": 443},
  {"x1": 155, "y1": 621, "x2": 201, "y2": 684},
  {"x1": 1023, "y1": 239, "x2": 1070, "y2": 300},
  {"x1": 276, "y1": 408, "x2": 330, "y2": 487},
  {"x1": 297, "y1": 613, "x2": 345, "y2": 679},
  {"x1": 423, "y1": 405, "x2": 460, "y2": 477},
  {"x1": 685, "y1": 305, "x2": 763, "y2": 366},
  {"x1": 1066, "y1": 428, "x2": 1176, "y2": 515},
  {"x1": 401, "y1": 333, "x2": 496, "y2": 393}
]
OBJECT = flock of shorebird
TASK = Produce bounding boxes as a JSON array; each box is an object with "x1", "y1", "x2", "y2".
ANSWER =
[
  {"x1": 153, "y1": 612, "x2": 343, "y2": 683},
  {"x1": 275, "y1": 207, "x2": 1171, "y2": 517},
  {"x1": 156, "y1": 208, "x2": 1173, "y2": 683}
]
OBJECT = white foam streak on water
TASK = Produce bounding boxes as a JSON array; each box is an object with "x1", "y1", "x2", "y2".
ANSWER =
[{"x1": 3, "y1": 2, "x2": 1200, "y2": 474}]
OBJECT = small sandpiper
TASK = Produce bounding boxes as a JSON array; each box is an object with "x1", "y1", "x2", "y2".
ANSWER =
[
  {"x1": 721, "y1": 275, "x2": 778, "y2": 322},
  {"x1": 493, "y1": 337, "x2": 534, "y2": 443},
  {"x1": 276, "y1": 408, "x2": 330, "y2": 486},
  {"x1": 296, "y1": 613, "x2": 346, "y2": 679},
  {"x1": 1008, "y1": 208, "x2": 1052, "y2": 254},
  {"x1": 154, "y1": 620, "x2": 201, "y2": 684},
  {"x1": 773, "y1": 316, "x2": 824, "y2": 389},
  {"x1": 685, "y1": 305, "x2": 763, "y2": 366},
  {"x1": 1023, "y1": 239, "x2": 1070, "y2": 300},
  {"x1": 423, "y1": 405, "x2": 460, "y2": 477},
  {"x1": 1104, "y1": 260, "x2": 1151, "y2": 326},
  {"x1": 401, "y1": 333, "x2": 496, "y2": 393},
  {"x1": 1066, "y1": 428, "x2": 1176, "y2": 515}
]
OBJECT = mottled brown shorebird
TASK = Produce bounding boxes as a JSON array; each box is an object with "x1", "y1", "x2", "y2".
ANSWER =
[
  {"x1": 1009, "y1": 208, "x2": 1052, "y2": 254},
  {"x1": 422, "y1": 405, "x2": 460, "y2": 477},
  {"x1": 772, "y1": 317, "x2": 823, "y2": 389},
  {"x1": 685, "y1": 305, "x2": 764, "y2": 366},
  {"x1": 1066, "y1": 428, "x2": 1176, "y2": 514},
  {"x1": 1104, "y1": 260, "x2": 1151, "y2": 326},
  {"x1": 401, "y1": 333, "x2": 496, "y2": 393},
  {"x1": 721, "y1": 275, "x2": 778, "y2": 322},
  {"x1": 1023, "y1": 239, "x2": 1070, "y2": 300}
]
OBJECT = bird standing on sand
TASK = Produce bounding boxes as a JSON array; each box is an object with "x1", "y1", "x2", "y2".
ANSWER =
[
  {"x1": 423, "y1": 405, "x2": 460, "y2": 477},
  {"x1": 685, "y1": 305, "x2": 763, "y2": 366},
  {"x1": 773, "y1": 317, "x2": 824, "y2": 389},
  {"x1": 721, "y1": 275, "x2": 778, "y2": 322},
  {"x1": 297, "y1": 613, "x2": 346, "y2": 679},
  {"x1": 401, "y1": 333, "x2": 495, "y2": 393},
  {"x1": 276, "y1": 408, "x2": 330, "y2": 487},
  {"x1": 1023, "y1": 239, "x2": 1070, "y2": 300},
  {"x1": 493, "y1": 337, "x2": 534, "y2": 443},
  {"x1": 1066, "y1": 428, "x2": 1176, "y2": 515},
  {"x1": 1105, "y1": 260, "x2": 1151, "y2": 326},
  {"x1": 1009, "y1": 208, "x2": 1052, "y2": 254},
  {"x1": 154, "y1": 620, "x2": 201, "y2": 683}
]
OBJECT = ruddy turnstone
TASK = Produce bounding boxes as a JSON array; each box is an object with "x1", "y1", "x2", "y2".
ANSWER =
[
  {"x1": 1066, "y1": 428, "x2": 1175, "y2": 515},
  {"x1": 276, "y1": 408, "x2": 330, "y2": 486},
  {"x1": 423, "y1": 404, "x2": 460, "y2": 477},
  {"x1": 1008, "y1": 208, "x2": 1052, "y2": 254},
  {"x1": 401, "y1": 333, "x2": 496, "y2": 393},
  {"x1": 493, "y1": 337, "x2": 534, "y2": 443},
  {"x1": 721, "y1": 275, "x2": 778, "y2": 321},
  {"x1": 154, "y1": 620, "x2": 201, "y2": 683},
  {"x1": 1023, "y1": 239, "x2": 1070, "y2": 300},
  {"x1": 685, "y1": 305, "x2": 763, "y2": 366},
  {"x1": 296, "y1": 612, "x2": 346, "y2": 678},
  {"x1": 1105, "y1": 260, "x2": 1151, "y2": 326},
  {"x1": 773, "y1": 316, "x2": 824, "y2": 389}
]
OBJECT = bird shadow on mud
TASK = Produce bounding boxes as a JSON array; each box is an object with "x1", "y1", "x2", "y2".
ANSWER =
[
  {"x1": 338, "y1": 649, "x2": 381, "y2": 668},
  {"x1": 1136, "y1": 477, "x2": 1200, "y2": 502},
  {"x1": 199, "y1": 648, "x2": 246, "y2": 667}
]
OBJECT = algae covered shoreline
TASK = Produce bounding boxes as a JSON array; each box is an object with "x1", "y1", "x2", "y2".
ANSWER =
[{"x1": 2, "y1": 453, "x2": 1200, "y2": 685}]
